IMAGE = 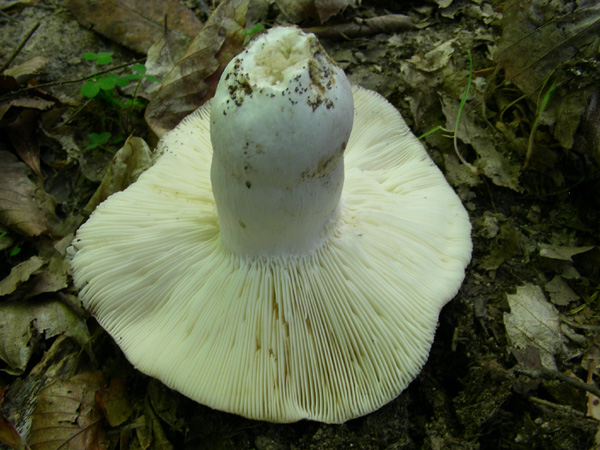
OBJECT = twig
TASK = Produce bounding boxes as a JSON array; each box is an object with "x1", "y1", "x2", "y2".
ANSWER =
[
  {"x1": 304, "y1": 15, "x2": 414, "y2": 39},
  {"x1": 0, "y1": 58, "x2": 146, "y2": 103},
  {"x1": 515, "y1": 367, "x2": 600, "y2": 398},
  {"x1": 528, "y1": 396, "x2": 585, "y2": 417},
  {"x1": 0, "y1": 22, "x2": 40, "y2": 73}
]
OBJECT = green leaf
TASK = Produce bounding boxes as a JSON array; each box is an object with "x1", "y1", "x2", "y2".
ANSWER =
[
  {"x1": 131, "y1": 64, "x2": 146, "y2": 75},
  {"x1": 144, "y1": 75, "x2": 160, "y2": 83},
  {"x1": 86, "y1": 132, "x2": 112, "y2": 150},
  {"x1": 98, "y1": 76, "x2": 116, "y2": 91},
  {"x1": 83, "y1": 52, "x2": 98, "y2": 61},
  {"x1": 96, "y1": 52, "x2": 113, "y2": 65},
  {"x1": 124, "y1": 73, "x2": 143, "y2": 82},
  {"x1": 114, "y1": 75, "x2": 131, "y2": 87},
  {"x1": 9, "y1": 247, "x2": 21, "y2": 258},
  {"x1": 81, "y1": 81, "x2": 100, "y2": 98}
]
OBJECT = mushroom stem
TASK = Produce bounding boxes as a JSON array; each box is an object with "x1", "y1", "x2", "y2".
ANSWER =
[{"x1": 210, "y1": 27, "x2": 354, "y2": 257}]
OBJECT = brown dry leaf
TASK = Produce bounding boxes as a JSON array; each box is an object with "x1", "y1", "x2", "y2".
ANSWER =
[
  {"x1": 306, "y1": 14, "x2": 414, "y2": 39},
  {"x1": 83, "y1": 136, "x2": 152, "y2": 216},
  {"x1": 145, "y1": 0, "x2": 248, "y2": 138},
  {"x1": 0, "y1": 386, "x2": 27, "y2": 450},
  {"x1": 0, "y1": 255, "x2": 45, "y2": 297},
  {"x1": 0, "y1": 152, "x2": 57, "y2": 237},
  {"x1": 494, "y1": 0, "x2": 600, "y2": 96},
  {"x1": 3, "y1": 56, "x2": 49, "y2": 82},
  {"x1": 66, "y1": 0, "x2": 203, "y2": 54},
  {"x1": 4, "y1": 108, "x2": 43, "y2": 179},
  {"x1": 29, "y1": 371, "x2": 107, "y2": 450},
  {"x1": 0, "y1": 299, "x2": 91, "y2": 375},
  {"x1": 95, "y1": 379, "x2": 132, "y2": 427},
  {"x1": 314, "y1": 0, "x2": 357, "y2": 23},
  {"x1": 276, "y1": 0, "x2": 356, "y2": 23}
]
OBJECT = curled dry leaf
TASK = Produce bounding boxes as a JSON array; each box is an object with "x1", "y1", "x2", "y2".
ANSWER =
[
  {"x1": 66, "y1": 0, "x2": 203, "y2": 54},
  {"x1": 0, "y1": 255, "x2": 45, "y2": 297},
  {"x1": 0, "y1": 152, "x2": 57, "y2": 237},
  {"x1": 503, "y1": 284, "x2": 567, "y2": 371},
  {"x1": 0, "y1": 299, "x2": 91, "y2": 375},
  {"x1": 305, "y1": 14, "x2": 414, "y2": 39},
  {"x1": 494, "y1": 0, "x2": 600, "y2": 96},
  {"x1": 29, "y1": 371, "x2": 107, "y2": 450},
  {"x1": 276, "y1": 0, "x2": 357, "y2": 23},
  {"x1": 83, "y1": 136, "x2": 152, "y2": 216},
  {"x1": 145, "y1": 0, "x2": 249, "y2": 138}
]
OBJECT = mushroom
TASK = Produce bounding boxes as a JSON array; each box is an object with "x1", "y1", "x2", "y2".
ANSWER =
[{"x1": 70, "y1": 26, "x2": 472, "y2": 424}]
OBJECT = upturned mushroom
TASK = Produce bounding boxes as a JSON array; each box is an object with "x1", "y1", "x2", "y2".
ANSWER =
[{"x1": 70, "y1": 26, "x2": 472, "y2": 424}]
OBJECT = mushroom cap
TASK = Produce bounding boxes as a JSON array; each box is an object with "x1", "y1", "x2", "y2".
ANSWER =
[{"x1": 70, "y1": 86, "x2": 472, "y2": 424}]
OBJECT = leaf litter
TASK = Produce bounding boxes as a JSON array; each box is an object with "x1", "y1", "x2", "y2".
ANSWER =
[{"x1": 0, "y1": 0, "x2": 599, "y2": 448}]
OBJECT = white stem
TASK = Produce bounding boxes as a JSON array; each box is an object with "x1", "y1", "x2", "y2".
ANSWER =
[{"x1": 210, "y1": 27, "x2": 354, "y2": 257}]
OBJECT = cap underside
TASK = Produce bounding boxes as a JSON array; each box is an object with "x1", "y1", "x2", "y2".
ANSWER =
[{"x1": 71, "y1": 86, "x2": 472, "y2": 424}]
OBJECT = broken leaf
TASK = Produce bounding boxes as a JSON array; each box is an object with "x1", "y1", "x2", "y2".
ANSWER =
[
  {"x1": 96, "y1": 378, "x2": 132, "y2": 427},
  {"x1": 539, "y1": 244, "x2": 595, "y2": 262},
  {"x1": 83, "y1": 136, "x2": 153, "y2": 216},
  {"x1": 2, "y1": 55, "x2": 49, "y2": 83},
  {"x1": 0, "y1": 255, "x2": 45, "y2": 297},
  {"x1": 504, "y1": 284, "x2": 567, "y2": 370},
  {"x1": 0, "y1": 300, "x2": 90, "y2": 375},
  {"x1": 66, "y1": 0, "x2": 203, "y2": 54},
  {"x1": 28, "y1": 371, "x2": 107, "y2": 450},
  {"x1": 145, "y1": 0, "x2": 248, "y2": 138},
  {"x1": 545, "y1": 276, "x2": 579, "y2": 306},
  {"x1": 0, "y1": 152, "x2": 57, "y2": 237},
  {"x1": 494, "y1": 0, "x2": 600, "y2": 97},
  {"x1": 0, "y1": 386, "x2": 27, "y2": 450}
]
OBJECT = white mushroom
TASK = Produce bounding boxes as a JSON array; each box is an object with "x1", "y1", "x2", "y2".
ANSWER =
[{"x1": 70, "y1": 26, "x2": 472, "y2": 424}]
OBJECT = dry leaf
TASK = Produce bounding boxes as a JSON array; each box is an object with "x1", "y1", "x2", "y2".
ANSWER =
[
  {"x1": 0, "y1": 386, "x2": 27, "y2": 450},
  {"x1": 3, "y1": 56, "x2": 49, "y2": 82},
  {"x1": 66, "y1": 0, "x2": 203, "y2": 54},
  {"x1": 83, "y1": 136, "x2": 153, "y2": 216},
  {"x1": 145, "y1": 0, "x2": 249, "y2": 138},
  {"x1": 494, "y1": 0, "x2": 600, "y2": 96},
  {"x1": 503, "y1": 284, "x2": 567, "y2": 370},
  {"x1": 539, "y1": 244, "x2": 595, "y2": 261},
  {"x1": 306, "y1": 14, "x2": 414, "y2": 39},
  {"x1": 96, "y1": 379, "x2": 132, "y2": 427},
  {"x1": 4, "y1": 108, "x2": 43, "y2": 179},
  {"x1": 314, "y1": 0, "x2": 357, "y2": 23},
  {"x1": 29, "y1": 371, "x2": 107, "y2": 450},
  {"x1": 0, "y1": 152, "x2": 57, "y2": 237},
  {"x1": 0, "y1": 300, "x2": 90, "y2": 375},
  {"x1": 0, "y1": 255, "x2": 45, "y2": 297}
]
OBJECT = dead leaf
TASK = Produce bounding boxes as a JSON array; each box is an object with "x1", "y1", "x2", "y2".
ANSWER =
[
  {"x1": 0, "y1": 300, "x2": 90, "y2": 375},
  {"x1": 83, "y1": 136, "x2": 153, "y2": 216},
  {"x1": 0, "y1": 386, "x2": 28, "y2": 450},
  {"x1": 494, "y1": 0, "x2": 600, "y2": 97},
  {"x1": 66, "y1": 0, "x2": 203, "y2": 54},
  {"x1": 504, "y1": 284, "x2": 567, "y2": 370},
  {"x1": 545, "y1": 276, "x2": 579, "y2": 306},
  {"x1": 140, "y1": 28, "x2": 192, "y2": 100},
  {"x1": 539, "y1": 244, "x2": 595, "y2": 262},
  {"x1": 275, "y1": 0, "x2": 314, "y2": 22},
  {"x1": 4, "y1": 108, "x2": 43, "y2": 179},
  {"x1": 29, "y1": 371, "x2": 107, "y2": 450},
  {"x1": 0, "y1": 255, "x2": 45, "y2": 297},
  {"x1": 3, "y1": 56, "x2": 49, "y2": 82},
  {"x1": 96, "y1": 379, "x2": 132, "y2": 427},
  {"x1": 305, "y1": 14, "x2": 414, "y2": 39},
  {"x1": 0, "y1": 152, "x2": 57, "y2": 237},
  {"x1": 314, "y1": 0, "x2": 357, "y2": 23},
  {"x1": 145, "y1": 0, "x2": 248, "y2": 138}
]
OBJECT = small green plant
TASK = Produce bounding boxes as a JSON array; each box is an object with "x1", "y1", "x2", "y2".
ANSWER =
[
  {"x1": 0, "y1": 231, "x2": 21, "y2": 261},
  {"x1": 242, "y1": 24, "x2": 265, "y2": 46},
  {"x1": 523, "y1": 75, "x2": 556, "y2": 170},
  {"x1": 418, "y1": 51, "x2": 478, "y2": 173},
  {"x1": 80, "y1": 52, "x2": 160, "y2": 150}
]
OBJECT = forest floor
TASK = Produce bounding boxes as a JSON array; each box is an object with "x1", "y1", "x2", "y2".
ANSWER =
[{"x1": 1, "y1": 0, "x2": 600, "y2": 449}]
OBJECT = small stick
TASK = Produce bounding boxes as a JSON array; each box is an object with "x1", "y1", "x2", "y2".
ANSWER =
[
  {"x1": 515, "y1": 367, "x2": 600, "y2": 398},
  {"x1": 0, "y1": 22, "x2": 40, "y2": 73}
]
